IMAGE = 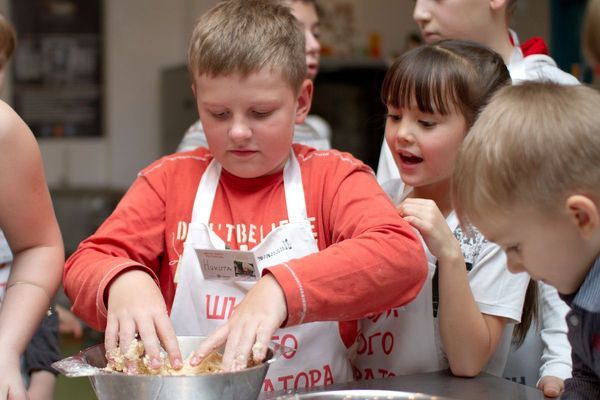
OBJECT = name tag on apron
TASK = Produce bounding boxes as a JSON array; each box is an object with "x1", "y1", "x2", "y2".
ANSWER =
[{"x1": 195, "y1": 248, "x2": 260, "y2": 281}]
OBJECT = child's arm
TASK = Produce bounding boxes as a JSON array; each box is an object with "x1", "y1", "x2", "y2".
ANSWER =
[
  {"x1": 0, "y1": 101, "x2": 64, "y2": 399},
  {"x1": 27, "y1": 371, "x2": 56, "y2": 400},
  {"x1": 399, "y1": 198, "x2": 511, "y2": 377},
  {"x1": 63, "y1": 155, "x2": 190, "y2": 369},
  {"x1": 23, "y1": 309, "x2": 60, "y2": 396}
]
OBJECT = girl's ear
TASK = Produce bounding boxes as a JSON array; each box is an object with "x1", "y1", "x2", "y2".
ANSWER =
[
  {"x1": 191, "y1": 83, "x2": 197, "y2": 97},
  {"x1": 565, "y1": 194, "x2": 600, "y2": 239},
  {"x1": 295, "y1": 79, "x2": 313, "y2": 124}
]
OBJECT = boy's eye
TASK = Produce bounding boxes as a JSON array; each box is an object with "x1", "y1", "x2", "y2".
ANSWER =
[
  {"x1": 252, "y1": 110, "x2": 273, "y2": 118},
  {"x1": 210, "y1": 111, "x2": 229, "y2": 119}
]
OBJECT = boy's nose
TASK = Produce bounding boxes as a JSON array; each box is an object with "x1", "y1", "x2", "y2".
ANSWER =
[
  {"x1": 306, "y1": 30, "x2": 320, "y2": 54},
  {"x1": 228, "y1": 120, "x2": 252, "y2": 141},
  {"x1": 413, "y1": 0, "x2": 431, "y2": 25}
]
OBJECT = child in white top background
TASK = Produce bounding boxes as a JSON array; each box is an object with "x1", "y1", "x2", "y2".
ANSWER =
[{"x1": 352, "y1": 39, "x2": 530, "y2": 381}]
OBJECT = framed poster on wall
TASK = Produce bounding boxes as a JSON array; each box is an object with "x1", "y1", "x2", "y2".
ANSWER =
[{"x1": 10, "y1": 0, "x2": 103, "y2": 138}]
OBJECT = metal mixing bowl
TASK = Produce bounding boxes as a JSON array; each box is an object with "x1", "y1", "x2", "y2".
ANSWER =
[
  {"x1": 275, "y1": 390, "x2": 457, "y2": 399},
  {"x1": 52, "y1": 336, "x2": 273, "y2": 400}
]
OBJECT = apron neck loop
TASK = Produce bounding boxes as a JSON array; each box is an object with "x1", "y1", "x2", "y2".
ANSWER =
[{"x1": 191, "y1": 150, "x2": 308, "y2": 225}]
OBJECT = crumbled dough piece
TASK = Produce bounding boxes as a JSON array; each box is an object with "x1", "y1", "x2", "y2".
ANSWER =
[{"x1": 104, "y1": 338, "x2": 231, "y2": 376}]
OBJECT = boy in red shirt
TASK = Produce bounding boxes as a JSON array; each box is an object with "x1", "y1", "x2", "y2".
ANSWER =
[{"x1": 63, "y1": 0, "x2": 427, "y2": 391}]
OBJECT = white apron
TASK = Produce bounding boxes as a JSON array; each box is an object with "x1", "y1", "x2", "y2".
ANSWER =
[
  {"x1": 353, "y1": 183, "x2": 443, "y2": 378},
  {"x1": 170, "y1": 152, "x2": 353, "y2": 392}
]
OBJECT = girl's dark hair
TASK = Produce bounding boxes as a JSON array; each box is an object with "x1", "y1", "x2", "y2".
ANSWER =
[
  {"x1": 513, "y1": 280, "x2": 539, "y2": 347},
  {"x1": 381, "y1": 39, "x2": 511, "y2": 127}
]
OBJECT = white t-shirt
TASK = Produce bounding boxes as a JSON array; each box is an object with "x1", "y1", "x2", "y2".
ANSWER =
[{"x1": 354, "y1": 182, "x2": 529, "y2": 377}]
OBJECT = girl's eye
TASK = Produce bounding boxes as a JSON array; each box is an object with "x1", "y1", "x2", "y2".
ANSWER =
[
  {"x1": 419, "y1": 120, "x2": 437, "y2": 128},
  {"x1": 386, "y1": 114, "x2": 401, "y2": 122}
]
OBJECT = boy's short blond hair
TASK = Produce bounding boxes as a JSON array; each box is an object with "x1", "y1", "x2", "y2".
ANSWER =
[
  {"x1": 583, "y1": 0, "x2": 600, "y2": 66},
  {"x1": 0, "y1": 12, "x2": 16, "y2": 65},
  {"x1": 452, "y1": 82, "x2": 600, "y2": 225},
  {"x1": 187, "y1": 0, "x2": 306, "y2": 93}
]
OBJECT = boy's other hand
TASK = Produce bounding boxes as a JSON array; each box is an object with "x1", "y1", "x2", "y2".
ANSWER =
[
  {"x1": 191, "y1": 274, "x2": 287, "y2": 371},
  {"x1": 537, "y1": 375, "x2": 564, "y2": 398},
  {"x1": 56, "y1": 304, "x2": 84, "y2": 338},
  {"x1": 106, "y1": 270, "x2": 183, "y2": 371}
]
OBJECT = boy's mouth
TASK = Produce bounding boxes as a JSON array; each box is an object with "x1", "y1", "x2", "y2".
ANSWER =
[{"x1": 230, "y1": 149, "x2": 258, "y2": 157}]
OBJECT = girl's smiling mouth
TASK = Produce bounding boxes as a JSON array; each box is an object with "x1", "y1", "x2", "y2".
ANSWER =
[{"x1": 399, "y1": 151, "x2": 424, "y2": 164}]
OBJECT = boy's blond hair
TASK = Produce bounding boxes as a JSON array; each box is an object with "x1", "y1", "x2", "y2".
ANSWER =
[
  {"x1": 187, "y1": 0, "x2": 306, "y2": 93},
  {"x1": 583, "y1": 0, "x2": 600, "y2": 66},
  {"x1": 452, "y1": 82, "x2": 600, "y2": 225},
  {"x1": 0, "y1": 12, "x2": 16, "y2": 66}
]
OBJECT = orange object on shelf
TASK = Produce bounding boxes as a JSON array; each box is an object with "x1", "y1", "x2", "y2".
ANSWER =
[{"x1": 368, "y1": 32, "x2": 381, "y2": 59}]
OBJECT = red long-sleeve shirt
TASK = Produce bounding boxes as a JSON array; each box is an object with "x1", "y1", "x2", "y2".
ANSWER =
[{"x1": 64, "y1": 145, "x2": 427, "y2": 332}]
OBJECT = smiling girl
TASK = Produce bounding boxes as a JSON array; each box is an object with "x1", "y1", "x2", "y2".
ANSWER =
[{"x1": 353, "y1": 40, "x2": 531, "y2": 379}]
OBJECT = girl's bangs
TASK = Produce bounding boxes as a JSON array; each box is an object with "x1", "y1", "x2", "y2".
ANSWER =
[{"x1": 382, "y1": 51, "x2": 464, "y2": 116}]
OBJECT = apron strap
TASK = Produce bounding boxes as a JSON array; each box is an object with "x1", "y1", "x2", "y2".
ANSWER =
[
  {"x1": 191, "y1": 159, "x2": 221, "y2": 224},
  {"x1": 283, "y1": 149, "x2": 308, "y2": 223}
]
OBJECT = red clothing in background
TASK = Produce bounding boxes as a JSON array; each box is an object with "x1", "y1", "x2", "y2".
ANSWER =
[{"x1": 64, "y1": 144, "x2": 427, "y2": 332}]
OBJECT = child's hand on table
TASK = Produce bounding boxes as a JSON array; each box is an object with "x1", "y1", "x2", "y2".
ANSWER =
[
  {"x1": 191, "y1": 274, "x2": 287, "y2": 371},
  {"x1": 537, "y1": 375, "x2": 564, "y2": 398},
  {"x1": 106, "y1": 270, "x2": 183, "y2": 371}
]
